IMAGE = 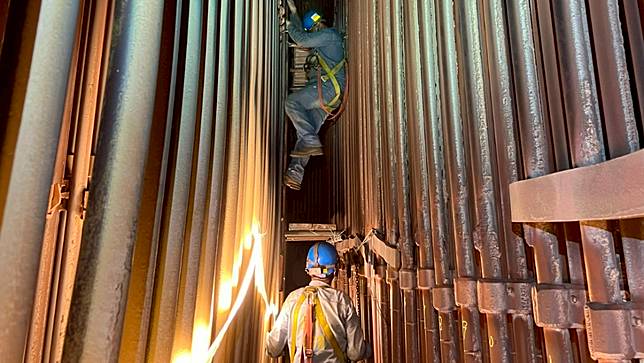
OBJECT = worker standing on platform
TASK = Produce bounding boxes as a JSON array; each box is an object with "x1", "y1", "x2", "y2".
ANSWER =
[
  {"x1": 283, "y1": 0, "x2": 346, "y2": 191},
  {"x1": 266, "y1": 242, "x2": 371, "y2": 362}
]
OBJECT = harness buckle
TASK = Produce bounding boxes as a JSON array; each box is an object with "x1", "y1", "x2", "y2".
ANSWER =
[{"x1": 304, "y1": 348, "x2": 314, "y2": 358}]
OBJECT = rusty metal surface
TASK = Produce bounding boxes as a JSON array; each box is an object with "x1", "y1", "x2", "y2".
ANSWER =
[{"x1": 587, "y1": 0, "x2": 639, "y2": 159}]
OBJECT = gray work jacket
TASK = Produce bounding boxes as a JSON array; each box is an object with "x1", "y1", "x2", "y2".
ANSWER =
[{"x1": 266, "y1": 280, "x2": 371, "y2": 362}]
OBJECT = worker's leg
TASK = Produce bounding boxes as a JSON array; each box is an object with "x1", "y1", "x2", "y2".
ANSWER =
[
  {"x1": 284, "y1": 107, "x2": 327, "y2": 190},
  {"x1": 285, "y1": 85, "x2": 327, "y2": 155}
]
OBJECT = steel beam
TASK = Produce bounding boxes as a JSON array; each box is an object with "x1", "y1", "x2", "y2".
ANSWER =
[
  {"x1": 509, "y1": 149, "x2": 644, "y2": 222},
  {"x1": 0, "y1": 1, "x2": 80, "y2": 361},
  {"x1": 59, "y1": 0, "x2": 165, "y2": 360}
]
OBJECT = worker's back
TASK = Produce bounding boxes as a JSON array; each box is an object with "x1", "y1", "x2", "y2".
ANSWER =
[{"x1": 266, "y1": 280, "x2": 371, "y2": 362}]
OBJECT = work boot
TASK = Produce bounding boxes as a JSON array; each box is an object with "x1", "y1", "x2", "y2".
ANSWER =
[
  {"x1": 284, "y1": 168, "x2": 303, "y2": 190},
  {"x1": 290, "y1": 145, "x2": 323, "y2": 158},
  {"x1": 290, "y1": 139, "x2": 324, "y2": 158}
]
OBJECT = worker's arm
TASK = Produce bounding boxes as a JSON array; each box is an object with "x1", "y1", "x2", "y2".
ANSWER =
[
  {"x1": 342, "y1": 295, "x2": 372, "y2": 361},
  {"x1": 265, "y1": 294, "x2": 294, "y2": 358},
  {"x1": 287, "y1": 14, "x2": 339, "y2": 48}
]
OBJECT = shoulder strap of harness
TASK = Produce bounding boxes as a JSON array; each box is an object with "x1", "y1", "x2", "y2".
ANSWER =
[
  {"x1": 290, "y1": 286, "x2": 347, "y2": 363},
  {"x1": 316, "y1": 53, "x2": 345, "y2": 109}
]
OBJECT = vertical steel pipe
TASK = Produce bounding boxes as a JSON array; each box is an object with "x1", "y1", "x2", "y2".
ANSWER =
[
  {"x1": 482, "y1": 0, "x2": 537, "y2": 361},
  {"x1": 146, "y1": 0, "x2": 202, "y2": 362},
  {"x1": 376, "y1": 0, "x2": 404, "y2": 359},
  {"x1": 552, "y1": 0, "x2": 605, "y2": 167},
  {"x1": 406, "y1": 0, "x2": 443, "y2": 360},
  {"x1": 58, "y1": 0, "x2": 165, "y2": 360},
  {"x1": 553, "y1": 1, "x2": 626, "y2": 361},
  {"x1": 622, "y1": 0, "x2": 644, "y2": 129},
  {"x1": 436, "y1": 0, "x2": 483, "y2": 361},
  {"x1": 389, "y1": 0, "x2": 420, "y2": 360},
  {"x1": 193, "y1": 0, "x2": 229, "y2": 357},
  {"x1": 0, "y1": 1, "x2": 80, "y2": 361},
  {"x1": 507, "y1": 1, "x2": 576, "y2": 361},
  {"x1": 532, "y1": 0, "x2": 570, "y2": 172},
  {"x1": 587, "y1": 0, "x2": 639, "y2": 158},
  {"x1": 171, "y1": 0, "x2": 215, "y2": 355},
  {"x1": 457, "y1": 0, "x2": 511, "y2": 361}
]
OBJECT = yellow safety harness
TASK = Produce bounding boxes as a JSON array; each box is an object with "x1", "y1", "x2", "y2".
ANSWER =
[
  {"x1": 290, "y1": 286, "x2": 347, "y2": 363},
  {"x1": 314, "y1": 53, "x2": 348, "y2": 117}
]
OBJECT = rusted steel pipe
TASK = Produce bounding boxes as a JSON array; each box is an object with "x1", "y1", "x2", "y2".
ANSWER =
[
  {"x1": 587, "y1": 0, "x2": 639, "y2": 158},
  {"x1": 405, "y1": 0, "x2": 442, "y2": 360},
  {"x1": 507, "y1": 1, "x2": 576, "y2": 361},
  {"x1": 435, "y1": 0, "x2": 483, "y2": 361},
  {"x1": 411, "y1": 0, "x2": 461, "y2": 360},
  {"x1": 0, "y1": 0, "x2": 80, "y2": 361},
  {"x1": 457, "y1": 1, "x2": 511, "y2": 361},
  {"x1": 531, "y1": 0, "x2": 569, "y2": 172},
  {"x1": 622, "y1": 0, "x2": 644, "y2": 124},
  {"x1": 482, "y1": 0, "x2": 537, "y2": 361},
  {"x1": 553, "y1": 1, "x2": 629, "y2": 361},
  {"x1": 389, "y1": 0, "x2": 420, "y2": 360},
  {"x1": 376, "y1": 0, "x2": 404, "y2": 359}
]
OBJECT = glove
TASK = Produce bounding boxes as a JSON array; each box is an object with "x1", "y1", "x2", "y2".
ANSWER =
[{"x1": 287, "y1": 0, "x2": 297, "y2": 14}]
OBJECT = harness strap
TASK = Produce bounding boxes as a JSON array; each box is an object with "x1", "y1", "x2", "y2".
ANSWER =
[
  {"x1": 317, "y1": 55, "x2": 344, "y2": 108},
  {"x1": 304, "y1": 291, "x2": 314, "y2": 363},
  {"x1": 290, "y1": 293, "x2": 307, "y2": 363},
  {"x1": 313, "y1": 293, "x2": 347, "y2": 363},
  {"x1": 289, "y1": 287, "x2": 347, "y2": 363}
]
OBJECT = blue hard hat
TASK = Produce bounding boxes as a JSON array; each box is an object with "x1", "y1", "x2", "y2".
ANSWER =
[
  {"x1": 303, "y1": 10, "x2": 323, "y2": 31},
  {"x1": 306, "y1": 242, "x2": 337, "y2": 278}
]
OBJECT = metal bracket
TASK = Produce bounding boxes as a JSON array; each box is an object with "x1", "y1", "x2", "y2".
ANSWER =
[
  {"x1": 416, "y1": 269, "x2": 435, "y2": 290},
  {"x1": 433, "y1": 285, "x2": 456, "y2": 312},
  {"x1": 398, "y1": 269, "x2": 416, "y2": 290},
  {"x1": 585, "y1": 302, "x2": 644, "y2": 360},
  {"x1": 455, "y1": 278, "x2": 478, "y2": 308},
  {"x1": 335, "y1": 237, "x2": 361, "y2": 253},
  {"x1": 367, "y1": 231, "x2": 400, "y2": 269},
  {"x1": 532, "y1": 284, "x2": 585, "y2": 329},
  {"x1": 478, "y1": 279, "x2": 533, "y2": 314},
  {"x1": 386, "y1": 266, "x2": 398, "y2": 284},
  {"x1": 47, "y1": 180, "x2": 70, "y2": 215}
]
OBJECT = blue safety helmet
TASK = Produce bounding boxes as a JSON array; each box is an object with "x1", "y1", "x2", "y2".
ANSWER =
[
  {"x1": 303, "y1": 10, "x2": 323, "y2": 31},
  {"x1": 305, "y1": 242, "x2": 337, "y2": 278}
]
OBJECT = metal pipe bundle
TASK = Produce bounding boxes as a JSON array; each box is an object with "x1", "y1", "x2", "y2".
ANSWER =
[{"x1": 1, "y1": 0, "x2": 643, "y2": 361}]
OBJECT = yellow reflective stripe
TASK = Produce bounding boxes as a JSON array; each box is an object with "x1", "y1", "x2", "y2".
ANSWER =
[
  {"x1": 317, "y1": 55, "x2": 344, "y2": 108},
  {"x1": 290, "y1": 293, "x2": 307, "y2": 363},
  {"x1": 313, "y1": 294, "x2": 346, "y2": 363}
]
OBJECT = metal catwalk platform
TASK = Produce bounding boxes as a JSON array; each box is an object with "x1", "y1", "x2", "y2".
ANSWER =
[{"x1": 0, "y1": 0, "x2": 643, "y2": 362}]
